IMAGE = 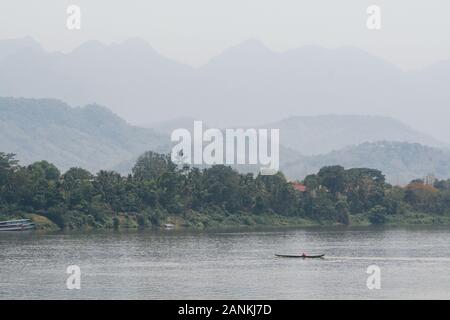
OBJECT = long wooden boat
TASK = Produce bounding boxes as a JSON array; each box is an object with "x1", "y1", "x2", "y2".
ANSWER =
[
  {"x1": 0, "y1": 219, "x2": 36, "y2": 232},
  {"x1": 275, "y1": 254, "x2": 325, "y2": 259}
]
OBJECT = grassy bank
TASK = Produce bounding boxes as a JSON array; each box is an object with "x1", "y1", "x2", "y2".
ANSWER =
[
  {"x1": 18, "y1": 210, "x2": 450, "y2": 232},
  {"x1": 349, "y1": 212, "x2": 450, "y2": 226}
]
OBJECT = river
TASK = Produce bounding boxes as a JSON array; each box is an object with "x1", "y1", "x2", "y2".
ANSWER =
[{"x1": 1, "y1": 226, "x2": 450, "y2": 299}]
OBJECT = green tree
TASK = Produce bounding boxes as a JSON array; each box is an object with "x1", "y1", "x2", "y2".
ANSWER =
[
  {"x1": 132, "y1": 151, "x2": 176, "y2": 181},
  {"x1": 368, "y1": 205, "x2": 388, "y2": 224},
  {"x1": 335, "y1": 200, "x2": 350, "y2": 225},
  {"x1": 318, "y1": 166, "x2": 346, "y2": 196}
]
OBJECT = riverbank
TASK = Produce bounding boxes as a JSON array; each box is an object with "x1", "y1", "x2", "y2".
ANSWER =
[
  {"x1": 16, "y1": 210, "x2": 450, "y2": 232},
  {"x1": 3, "y1": 152, "x2": 450, "y2": 235}
]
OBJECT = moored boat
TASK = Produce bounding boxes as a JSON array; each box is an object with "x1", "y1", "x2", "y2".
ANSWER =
[
  {"x1": 0, "y1": 219, "x2": 36, "y2": 232},
  {"x1": 275, "y1": 253, "x2": 325, "y2": 259}
]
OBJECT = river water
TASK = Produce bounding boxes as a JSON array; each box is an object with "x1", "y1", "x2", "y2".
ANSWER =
[{"x1": 1, "y1": 226, "x2": 450, "y2": 299}]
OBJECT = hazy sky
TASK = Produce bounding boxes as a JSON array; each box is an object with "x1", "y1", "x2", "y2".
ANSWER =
[{"x1": 1, "y1": 0, "x2": 449, "y2": 69}]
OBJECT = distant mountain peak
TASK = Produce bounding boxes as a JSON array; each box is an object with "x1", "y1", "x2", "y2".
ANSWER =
[
  {"x1": 0, "y1": 36, "x2": 41, "y2": 48},
  {"x1": 206, "y1": 38, "x2": 274, "y2": 66},
  {"x1": 1, "y1": 37, "x2": 450, "y2": 141},
  {"x1": 71, "y1": 40, "x2": 107, "y2": 54},
  {"x1": 71, "y1": 38, "x2": 157, "y2": 55},
  {"x1": 233, "y1": 38, "x2": 270, "y2": 51},
  {"x1": 119, "y1": 37, "x2": 152, "y2": 49},
  {"x1": 280, "y1": 114, "x2": 403, "y2": 123},
  {"x1": 263, "y1": 114, "x2": 444, "y2": 156},
  {"x1": 0, "y1": 36, "x2": 43, "y2": 59},
  {"x1": 0, "y1": 97, "x2": 167, "y2": 173}
]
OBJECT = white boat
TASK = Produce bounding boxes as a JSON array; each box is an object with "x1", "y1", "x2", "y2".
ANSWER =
[{"x1": 0, "y1": 219, "x2": 36, "y2": 231}]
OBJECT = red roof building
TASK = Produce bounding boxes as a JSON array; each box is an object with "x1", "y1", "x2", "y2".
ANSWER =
[{"x1": 291, "y1": 182, "x2": 307, "y2": 192}]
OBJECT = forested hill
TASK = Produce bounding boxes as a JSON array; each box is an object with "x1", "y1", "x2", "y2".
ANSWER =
[
  {"x1": 282, "y1": 141, "x2": 450, "y2": 185},
  {"x1": 284, "y1": 141, "x2": 450, "y2": 185},
  {"x1": 1, "y1": 97, "x2": 450, "y2": 184},
  {"x1": 262, "y1": 115, "x2": 443, "y2": 155},
  {"x1": 2, "y1": 37, "x2": 450, "y2": 142},
  {"x1": 0, "y1": 97, "x2": 168, "y2": 172}
]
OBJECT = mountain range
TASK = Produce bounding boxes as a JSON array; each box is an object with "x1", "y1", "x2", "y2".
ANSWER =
[
  {"x1": 0, "y1": 97, "x2": 167, "y2": 173},
  {"x1": 1, "y1": 96, "x2": 449, "y2": 184},
  {"x1": 145, "y1": 114, "x2": 443, "y2": 156},
  {"x1": 1, "y1": 37, "x2": 450, "y2": 142},
  {"x1": 282, "y1": 141, "x2": 450, "y2": 186}
]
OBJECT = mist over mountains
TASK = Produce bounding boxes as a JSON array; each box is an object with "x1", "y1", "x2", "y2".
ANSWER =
[
  {"x1": 260, "y1": 115, "x2": 442, "y2": 155},
  {"x1": 282, "y1": 141, "x2": 450, "y2": 186},
  {"x1": 1, "y1": 37, "x2": 450, "y2": 184},
  {"x1": 0, "y1": 97, "x2": 167, "y2": 172},
  {"x1": 1, "y1": 37, "x2": 450, "y2": 142},
  {"x1": 1, "y1": 96, "x2": 449, "y2": 184}
]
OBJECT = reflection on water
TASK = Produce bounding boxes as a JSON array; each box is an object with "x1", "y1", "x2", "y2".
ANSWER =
[{"x1": 1, "y1": 226, "x2": 450, "y2": 299}]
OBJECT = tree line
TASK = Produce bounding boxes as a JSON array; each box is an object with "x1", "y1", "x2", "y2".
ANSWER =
[{"x1": 1, "y1": 151, "x2": 450, "y2": 229}]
